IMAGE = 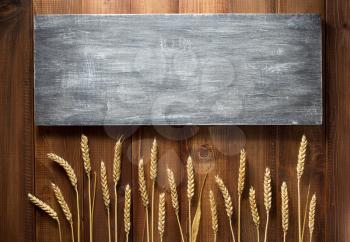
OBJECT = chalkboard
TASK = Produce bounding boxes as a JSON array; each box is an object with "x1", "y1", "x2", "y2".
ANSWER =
[{"x1": 34, "y1": 14, "x2": 322, "y2": 125}]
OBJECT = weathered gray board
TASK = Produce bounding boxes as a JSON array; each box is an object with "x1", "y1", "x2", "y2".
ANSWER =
[{"x1": 34, "y1": 14, "x2": 322, "y2": 125}]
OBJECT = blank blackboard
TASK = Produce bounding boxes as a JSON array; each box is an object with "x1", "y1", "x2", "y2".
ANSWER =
[{"x1": 34, "y1": 14, "x2": 322, "y2": 125}]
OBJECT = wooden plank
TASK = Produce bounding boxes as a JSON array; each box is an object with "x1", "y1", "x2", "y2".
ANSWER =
[
  {"x1": 34, "y1": 14, "x2": 322, "y2": 125},
  {"x1": 326, "y1": 0, "x2": 350, "y2": 240},
  {"x1": 0, "y1": 0, "x2": 34, "y2": 241}
]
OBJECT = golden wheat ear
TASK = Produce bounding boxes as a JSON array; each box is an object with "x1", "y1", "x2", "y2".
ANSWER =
[
  {"x1": 249, "y1": 187, "x2": 260, "y2": 242},
  {"x1": 149, "y1": 138, "x2": 158, "y2": 242},
  {"x1": 158, "y1": 193, "x2": 166, "y2": 242},
  {"x1": 167, "y1": 168, "x2": 185, "y2": 242},
  {"x1": 28, "y1": 193, "x2": 62, "y2": 242},
  {"x1": 100, "y1": 161, "x2": 111, "y2": 242},
  {"x1": 124, "y1": 185, "x2": 132, "y2": 242},
  {"x1": 309, "y1": 194, "x2": 317, "y2": 242},
  {"x1": 281, "y1": 182, "x2": 289, "y2": 242},
  {"x1": 209, "y1": 190, "x2": 218, "y2": 242},
  {"x1": 138, "y1": 158, "x2": 150, "y2": 242},
  {"x1": 215, "y1": 175, "x2": 235, "y2": 242}
]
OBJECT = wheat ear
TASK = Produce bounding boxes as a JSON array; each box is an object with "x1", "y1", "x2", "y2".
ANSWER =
[
  {"x1": 167, "y1": 168, "x2": 185, "y2": 242},
  {"x1": 249, "y1": 187, "x2": 260, "y2": 242},
  {"x1": 101, "y1": 161, "x2": 111, "y2": 242},
  {"x1": 158, "y1": 193, "x2": 166, "y2": 242},
  {"x1": 124, "y1": 185, "x2": 131, "y2": 242},
  {"x1": 297, "y1": 135, "x2": 307, "y2": 242},
  {"x1": 209, "y1": 190, "x2": 218, "y2": 242},
  {"x1": 81, "y1": 134, "x2": 93, "y2": 242},
  {"x1": 263, "y1": 168, "x2": 272, "y2": 242},
  {"x1": 308, "y1": 194, "x2": 316, "y2": 242},
  {"x1": 237, "y1": 149, "x2": 246, "y2": 242},
  {"x1": 281, "y1": 182, "x2": 289, "y2": 242},
  {"x1": 138, "y1": 159, "x2": 150, "y2": 242},
  {"x1": 215, "y1": 175, "x2": 236, "y2": 242},
  {"x1": 48, "y1": 153, "x2": 80, "y2": 242},
  {"x1": 150, "y1": 138, "x2": 158, "y2": 242},
  {"x1": 52, "y1": 183, "x2": 74, "y2": 242},
  {"x1": 187, "y1": 155, "x2": 195, "y2": 242},
  {"x1": 113, "y1": 137, "x2": 123, "y2": 242},
  {"x1": 28, "y1": 193, "x2": 62, "y2": 242}
]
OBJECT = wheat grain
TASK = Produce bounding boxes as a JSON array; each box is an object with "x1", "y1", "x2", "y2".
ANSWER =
[
  {"x1": 281, "y1": 182, "x2": 289, "y2": 241},
  {"x1": 237, "y1": 149, "x2": 246, "y2": 242},
  {"x1": 80, "y1": 134, "x2": 93, "y2": 242},
  {"x1": 249, "y1": 187, "x2": 260, "y2": 227},
  {"x1": 215, "y1": 175, "x2": 233, "y2": 217},
  {"x1": 81, "y1": 134, "x2": 91, "y2": 175},
  {"x1": 309, "y1": 194, "x2": 316, "y2": 241},
  {"x1": 167, "y1": 168, "x2": 185, "y2": 242},
  {"x1": 124, "y1": 185, "x2": 132, "y2": 234},
  {"x1": 297, "y1": 135, "x2": 308, "y2": 180},
  {"x1": 249, "y1": 187, "x2": 260, "y2": 242},
  {"x1": 48, "y1": 153, "x2": 80, "y2": 242},
  {"x1": 113, "y1": 137, "x2": 122, "y2": 242},
  {"x1": 215, "y1": 175, "x2": 236, "y2": 242},
  {"x1": 167, "y1": 169, "x2": 179, "y2": 214},
  {"x1": 297, "y1": 135, "x2": 308, "y2": 242},
  {"x1": 48, "y1": 153, "x2": 77, "y2": 188},
  {"x1": 264, "y1": 168, "x2": 272, "y2": 212},
  {"x1": 187, "y1": 156, "x2": 195, "y2": 200},
  {"x1": 237, "y1": 149, "x2": 246, "y2": 196},
  {"x1": 138, "y1": 159, "x2": 149, "y2": 207},
  {"x1": 51, "y1": 183, "x2": 72, "y2": 223},
  {"x1": 187, "y1": 155, "x2": 195, "y2": 242},
  {"x1": 113, "y1": 137, "x2": 123, "y2": 185},
  {"x1": 28, "y1": 193, "x2": 62, "y2": 242},
  {"x1": 138, "y1": 159, "x2": 150, "y2": 242},
  {"x1": 28, "y1": 193, "x2": 58, "y2": 220},
  {"x1": 209, "y1": 190, "x2": 218, "y2": 238},
  {"x1": 150, "y1": 138, "x2": 158, "y2": 242},
  {"x1": 150, "y1": 138, "x2": 158, "y2": 181},
  {"x1": 100, "y1": 161, "x2": 111, "y2": 209},
  {"x1": 264, "y1": 167, "x2": 272, "y2": 242},
  {"x1": 158, "y1": 193, "x2": 166, "y2": 240}
]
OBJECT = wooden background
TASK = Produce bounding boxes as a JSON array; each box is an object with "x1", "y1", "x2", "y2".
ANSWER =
[{"x1": 0, "y1": 0, "x2": 348, "y2": 241}]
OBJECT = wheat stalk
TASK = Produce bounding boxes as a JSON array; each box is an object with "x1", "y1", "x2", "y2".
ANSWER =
[
  {"x1": 149, "y1": 138, "x2": 158, "y2": 242},
  {"x1": 52, "y1": 183, "x2": 75, "y2": 242},
  {"x1": 308, "y1": 194, "x2": 316, "y2": 242},
  {"x1": 101, "y1": 161, "x2": 111, "y2": 242},
  {"x1": 113, "y1": 137, "x2": 123, "y2": 242},
  {"x1": 81, "y1": 134, "x2": 93, "y2": 242},
  {"x1": 187, "y1": 155, "x2": 195, "y2": 242},
  {"x1": 209, "y1": 190, "x2": 218, "y2": 242},
  {"x1": 237, "y1": 149, "x2": 246, "y2": 242},
  {"x1": 281, "y1": 182, "x2": 289, "y2": 242},
  {"x1": 215, "y1": 175, "x2": 236, "y2": 242},
  {"x1": 124, "y1": 185, "x2": 131, "y2": 242},
  {"x1": 138, "y1": 159, "x2": 150, "y2": 242},
  {"x1": 297, "y1": 135, "x2": 308, "y2": 242},
  {"x1": 28, "y1": 193, "x2": 62, "y2": 242},
  {"x1": 167, "y1": 168, "x2": 185, "y2": 242},
  {"x1": 249, "y1": 187, "x2": 260, "y2": 242},
  {"x1": 263, "y1": 168, "x2": 272, "y2": 242},
  {"x1": 158, "y1": 193, "x2": 166, "y2": 242},
  {"x1": 48, "y1": 153, "x2": 80, "y2": 242}
]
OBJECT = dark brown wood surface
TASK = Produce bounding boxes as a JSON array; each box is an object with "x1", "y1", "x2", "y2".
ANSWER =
[
  {"x1": 0, "y1": 0, "x2": 349, "y2": 241},
  {"x1": 0, "y1": 0, "x2": 34, "y2": 242}
]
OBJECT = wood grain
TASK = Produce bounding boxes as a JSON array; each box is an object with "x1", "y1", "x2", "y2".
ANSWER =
[
  {"x1": 0, "y1": 0, "x2": 34, "y2": 242},
  {"x1": 326, "y1": 0, "x2": 350, "y2": 241},
  {"x1": 0, "y1": 0, "x2": 339, "y2": 241},
  {"x1": 34, "y1": 14, "x2": 322, "y2": 125}
]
